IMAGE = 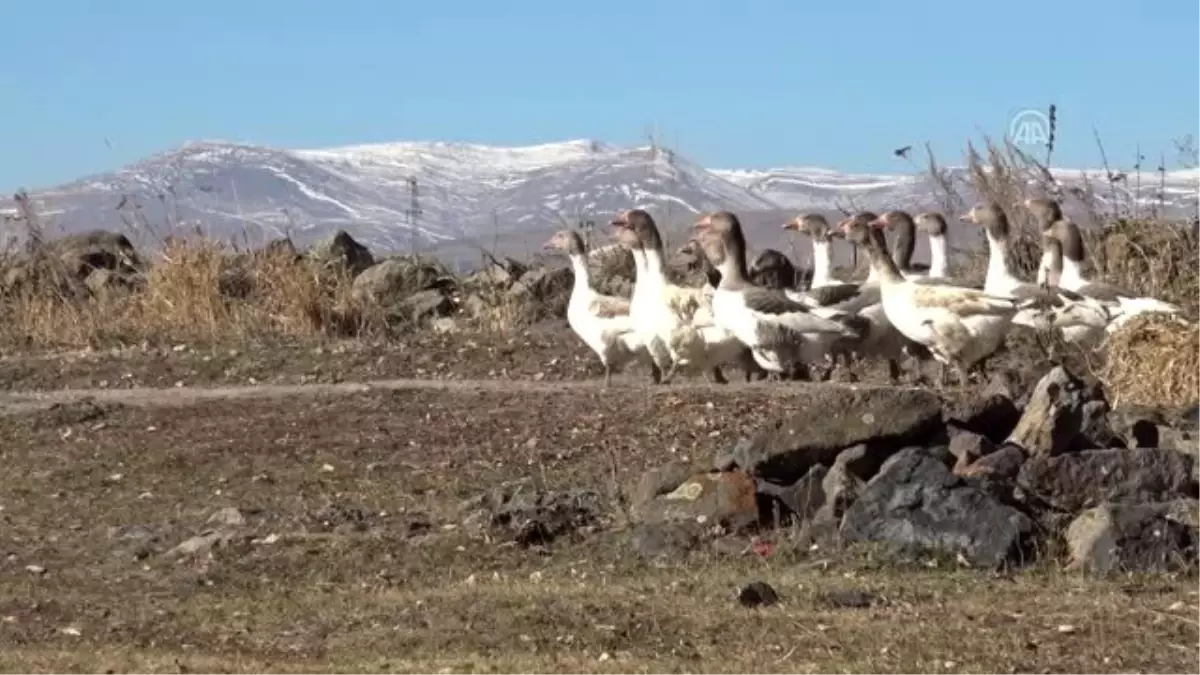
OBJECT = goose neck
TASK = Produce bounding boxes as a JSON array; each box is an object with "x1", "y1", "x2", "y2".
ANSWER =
[
  {"x1": 811, "y1": 239, "x2": 833, "y2": 286},
  {"x1": 1059, "y1": 256, "x2": 1085, "y2": 289},
  {"x1": 928, "y1": 234, "x2": 948, "y2": 278},
  {"x1": 985, "y1": 233, "x2": 1017, "y2": 289},
  {"x1": 568, "y1": 253, "x2": 590, "y2": 295}
]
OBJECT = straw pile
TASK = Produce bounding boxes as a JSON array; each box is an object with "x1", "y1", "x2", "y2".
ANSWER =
[{"x1": 1103, "y1": 313, "x2": 1200, "y2": 409}]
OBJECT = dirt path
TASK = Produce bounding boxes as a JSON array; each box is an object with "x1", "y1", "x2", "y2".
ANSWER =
[{"x1": 0, "y1": 375, "x2": 935, "y2": 415}]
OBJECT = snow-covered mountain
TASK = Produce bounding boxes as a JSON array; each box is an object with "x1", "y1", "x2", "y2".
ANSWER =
[{"x1": 4, "y1": 138, "x2": 1196, "y2": 266}]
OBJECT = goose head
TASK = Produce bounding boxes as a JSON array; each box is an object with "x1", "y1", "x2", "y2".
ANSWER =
[
  {"x1": 610, "y1": 209, "x2": 644, "y2": 252},
  {"x1": 543, "y1": 229, "x2": 586, "y2": 256},
  {"x1": 877, "y1": 210, "x2": 918, "y2": 234},
  {"x1": 783, "y1": 213, "x2": 835, "y2": 242},
  {"x1": 841, "y1": 214, "x2": 901, "y2": 278},
  {"x1": 914, "y1": 212, "x2": 948, "y2": 238},
  {"x1": 693, "y1": 210, "x2": 750, "y2": 282},
  {"x1": 959, "y1": 202, "x2": 1011, "y2": 241},
  {"x1": 1025, "y1": 197, "x2": 1065, "y2": 230},
  {"x1": 833, "y1": 212, "x2": 882, "y2": 244},
  {"x1": 1043, "y1": 218, "x2": 1086, "y2": 264},
  {"x1": 611, "y1": 208, "x2": 664, "y2": 254}
]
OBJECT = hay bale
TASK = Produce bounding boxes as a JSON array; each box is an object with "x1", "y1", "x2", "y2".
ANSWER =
[{"x1": 1103, "y1": 314, "x2": 1200, "y2": 409}]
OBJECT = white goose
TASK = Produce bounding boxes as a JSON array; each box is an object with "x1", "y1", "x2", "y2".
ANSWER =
[
  {"x1": 692, "y1": 210, "x2": 865, "y2": 380},
  {"x1": 959, "y1": 202, "x2": 1113, "y2": 337},
  {"x1": 1035, "y1": 206, "x2": 1184, "y2": 329},
  {"x1": 839, "y1": 214, "x2": 1032, "y2": 386},
  {"x1": 543, "y1": 229, "x2": 656, "y2": 387},
  {"x1": 612, "y1": 209, "x2": 749, "y2": 384}
]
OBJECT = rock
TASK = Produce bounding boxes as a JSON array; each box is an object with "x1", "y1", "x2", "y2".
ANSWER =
[
  {"x1": 512, "y1": 266, "x2": 573, "y2": 301},
  {"x1": 820, "y1": 589, "x2": 878, "y2": 608},
  {"x1": 756, "y1": 465, "x2": 826, "y2": 523},
  {"x1": 309, "y1": 230, "x2": 374, "y2": 276},
  {"x1": 816, "y1": 447, "x2": 867, "y2": 522},
  {"x1": 630, "y1": 462, "x2": 694, "y2": 515},
  {"x1": 729, "y1": 386, "x2": 946, "y2": 484},
  {"x1": 352, "y1": 258, "x2": 442, "y2": 305},
  {"x1": 839, "y1": 448, "x2": 1035, "y2": 568},
  {"x1": 1164, "y1": 499, "x2": 1200, "y2": 528},
  {"x1": 206, "y1": 507, "x2": 245, "y2": 528},
  {"x1": 481, "y1": 257, "x2": 528, "y2": 286},
  {"x1": 1109, "y1": 407, "x2": 1198, "y2": 457},
  {"x1": 1005, "y1": 366, "x2": 1108, "y2": 457},
  {"x1": 946, "y1": 394, "x2": 1020, "y2": 443},
  {"x1": 484, "y1": 488, "x2": 606, "y2": 547},
  {"x1": 395, "y1": 289, "x2": 454, "y2": 323},
  {"x1": 737, "y1": 581, "x2": 780, "y2": 608},
  {"x1": 634, "y1": 470, "x2": 759, "y2": 531},
  {"x1": 166, "y1": 531, "x2": 231, "y2": 558},
  {"x1": 1017, "y1": 448, "x2": 1197, "y2": 513},
  {"x1": 956, "y1": 444, "x2": 1027, "y2": 482},
  {"x1": 948, "y1": 429, "x2": 997, "y2": 466},
  {"x1": 629, "y1": 522, "x2": 702, "y2": 559},
  {"x1": 1065, "y1": 502, "x2": 1198, "y2": 573},
  {"x1": 83, "y1": 268, "x2": 126, "y2": 295},
  {"x1": 52, "y1": 230, "x2": 142, "y2": 279}
]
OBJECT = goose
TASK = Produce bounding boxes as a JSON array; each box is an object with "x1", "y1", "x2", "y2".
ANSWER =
[
  {"x1": 748, "y1": 248, "x2": 798, "y2": 290},
  {"x1": 914, "y1": 212, "x2": 952, "y2": 279},
  {"x1": 675, "y1": 240, "x2": 773, "y2": 383},
  {"x1": 1024, "y1": 197, "x2": 1065, "y2": 286},
  {"x1": 691, "y1": 210, "x2": 866, "y2": 380},
  {"x1": 877, "y1": 210, "x2": 935, "y2": 279},
  {"x1": 782, "y1": 214, "x2": 869, "y2": 306},
  {"x1": 839, "y1": 214, "x2": 1032, "y2": 386},
  {"x1": 781, "y1": 212, "x2": 936, "y2": 382},
  {"x1": 611, "y1": 209, "x2": 749, "y2": 384},
  {"x1": 542, "y1": 229, "x2": 657, "y2": 387},
  {"x1": 1029, "y1": 230, "x2": 1120, "y2": 343},
  {"x1": 1038, "y1": 213, "x2": 1184, "y2": 323},
  {"x1": 958, "y1": 202, "x2": 1113, "y2": 334}
]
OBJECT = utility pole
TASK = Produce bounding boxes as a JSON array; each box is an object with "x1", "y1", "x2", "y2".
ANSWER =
[{"x1": 405, "y1": 176, "x2": 422, "y2": 258}]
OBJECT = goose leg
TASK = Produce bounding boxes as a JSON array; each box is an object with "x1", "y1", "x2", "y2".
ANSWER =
[
  {"x1": 886, "y1": 358, "x2": 901, "y2": 384},
  {"x1": 660, "y1": 362, "x2": 679, "y2": 385},
  {"x1": 603, "y1": 364, "x2": 612, "y2": 388},
  {"x1": 648, "y1": 361, "x2": 663, "y2": 385},
  {"x1": 708, "y1": 367, "x2": 729, "y2": 385}
]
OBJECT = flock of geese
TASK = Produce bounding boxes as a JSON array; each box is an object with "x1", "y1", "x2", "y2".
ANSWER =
[{"x1": 541, "y1": 198, "x2": 1185, "y2": 388}]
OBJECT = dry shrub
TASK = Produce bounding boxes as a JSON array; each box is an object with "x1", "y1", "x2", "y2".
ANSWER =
[
  {"x1": 0, "y1": 237, "x2": 370, "y2": 350},
  {"x1": 1102, "y1": 314, "x2": 1200, "y2": 408},
  {"x1": 1086, "y1": 220, "x2": 1199, "y2": 314}
]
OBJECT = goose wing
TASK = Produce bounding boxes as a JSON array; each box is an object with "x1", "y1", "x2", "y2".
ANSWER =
[
  {"x1": 1076, "y1": 280, "x2": 1135, "y2": 303},
  {"x1": 590, "y1": 294, "x2": 631, "y2": 318},
  {"x1": 799, "y1": 283, "x2": 864, "y2": 307},
  {"x1": 744, "y1": 288, "x2": 856, "y2": 335},
  {"x1": 908, "y1": 284, "x2": 1019, "y2": 318}
]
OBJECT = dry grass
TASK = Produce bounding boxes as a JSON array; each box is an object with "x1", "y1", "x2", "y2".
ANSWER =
[
  {"x1": 0, "y1": 238, "x2": 369, "y2": 350},
  {"x1": 1102, "y1": 313, "x2": 1200, "y2": 409}
]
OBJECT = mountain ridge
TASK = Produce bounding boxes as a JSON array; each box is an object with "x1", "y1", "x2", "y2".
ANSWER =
[{"x1": 5, "y1": 138, "x2": 1197, "y2": 267}]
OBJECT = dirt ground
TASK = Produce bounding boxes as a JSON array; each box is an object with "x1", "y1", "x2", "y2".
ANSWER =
[{"x1": 0, "y1": 333, "x2": 1196, "y2": 673}]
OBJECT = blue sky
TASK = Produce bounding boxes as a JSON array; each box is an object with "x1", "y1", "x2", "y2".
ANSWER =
[{"x1": 3, "y1": 0, "x2": 1197, "y2": 191}]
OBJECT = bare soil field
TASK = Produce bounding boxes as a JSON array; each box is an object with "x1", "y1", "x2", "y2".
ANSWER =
[{"x1": 0, "y1": 345, "x2": 1196, "y2": 673}]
